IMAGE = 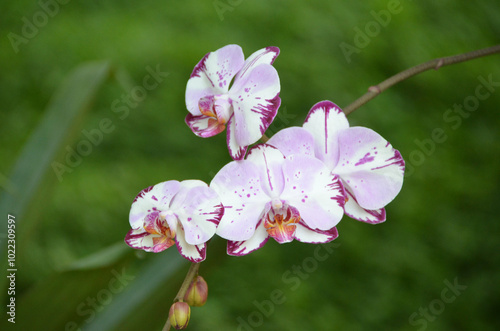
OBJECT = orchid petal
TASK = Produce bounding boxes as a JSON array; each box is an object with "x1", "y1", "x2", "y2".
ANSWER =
[
  {"x1": 211, "y1": 160, "x2": 269, "y2": 241},
  {"x1": 234, "y1": 46, "x2": 280, "y2": 82},
  {"x1": 226, "y1": 115, "x2": 247, "y2": 160},
  {"x1": 303, "y1": 101, "x2": 349, "y2": 169},
  {"x1": 129, "y1": 181, "x2": 181, "y2": 228},
  {"x1": 186, "y1": 44, "x2": 244, "y2": 116},
  {"x1": 333, "y1": 127, "x2": 405, "y2": 210},
  {"x1": 185, "y1": 113, "x2": 226, "y2": 138},
  {"x1": 175, "y1": 226, "x2": 206, "y2": 262},
  {"x1": 170, "y1": 180, "x2": 223, "y2": 245},
  {"x1": 267, "y1": 127, "x2": 315, "y2": 157},
  {"x1": 230, "y1": 63, "x2": 281, "y2": 147},
  {"x1": 280, "y1": 154, "x2": 345, "y2": 230},
  {"x1": 227, "y1": 220, "x2": 270, "y2": 256},
  {"x1": 344, "y1": 187, "x2": 386, "y2": 224},
  {"x1": 294, "y1": 222, "x2": 339, "y2": 244},
  {"x1": 246, "y1": 144, "x2": 285, "y2": 198}
]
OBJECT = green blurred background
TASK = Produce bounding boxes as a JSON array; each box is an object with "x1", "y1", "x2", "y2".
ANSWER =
[{"x1": 1, "y1": 0, "x2": 499, "y2": 330}]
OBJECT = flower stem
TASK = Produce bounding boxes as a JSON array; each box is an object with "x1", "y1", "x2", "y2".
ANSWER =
[
  {"x1": 162, "y1": 262, "x2": 201, "y2": 331},
  {"x1": 343, "y1": 44, "x2": 500, "y2": 115}
]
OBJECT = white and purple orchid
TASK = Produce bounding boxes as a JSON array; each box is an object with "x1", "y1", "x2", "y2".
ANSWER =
[
  {"x1": 211, "y1": 144, "x2": 344, "y2": 256},
  {"x1": 185, "y1": 44, "x2": 281, "y2": 160},
  {"x1": 125, "y1": 180, "x2": 224, "y2": 262},
  {"x1": 268, "y1": 101, "x2": 405, "y2": 224}
]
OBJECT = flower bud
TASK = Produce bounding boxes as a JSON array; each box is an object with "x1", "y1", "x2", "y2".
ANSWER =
[
  {"x1": 184, "y1": 275, "x2": 208, "y2": 307},
  {"x1": 169, "y1": 301, "x2": 190, "y2": 330}
]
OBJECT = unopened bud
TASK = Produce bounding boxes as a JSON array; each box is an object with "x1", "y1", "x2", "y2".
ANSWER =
[
  {"x1": 184, "y1": 275, "x2": 208, "y2": 307},
  {"x1": 169, "y1": 301, "x2": 190, "y2": 330}
]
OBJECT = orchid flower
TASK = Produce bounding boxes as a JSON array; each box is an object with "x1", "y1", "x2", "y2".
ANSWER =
[
  {"x1": 267, "y1": 101, "x2": 405, "y2": 224},
  {"x1": 185, "y1": 44, "x2": 281, "y2": 160},
  {"x1": 125, "y1": 180, "x2": 224, "y2": 262},
  {"x1": 211, "y1": 144, "x2": 344, "y2": 256}
]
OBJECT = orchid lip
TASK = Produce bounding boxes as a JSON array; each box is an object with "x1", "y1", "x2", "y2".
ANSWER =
[
  {"x1": 264, "y1": 203, "x2": 300, "y2": 243},
  {"x1": 198, "y1": 94, "x2": 232, "y2": 126},
  {"x1": 198, "y1": 95, "x2": 216, "y2": 118},
  {"x1": 144, "y1": 211, "x2": 176, "y2": 238}
]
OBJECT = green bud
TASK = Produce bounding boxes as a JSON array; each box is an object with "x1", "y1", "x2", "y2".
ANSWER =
[
  {"x1": 184, "y1": 275, "x2": 208, "y2": 307},
  {"x1": 169, "y1": 301, "x2": 190, "y2": 329}
]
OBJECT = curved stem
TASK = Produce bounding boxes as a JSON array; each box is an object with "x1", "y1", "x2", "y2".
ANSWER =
[
  {"x1": 343, "y1": 44, "x2": 500, "y2": 115},
  {"x1": 162, "y1": 262, "x2": 201, "y2": 331}
]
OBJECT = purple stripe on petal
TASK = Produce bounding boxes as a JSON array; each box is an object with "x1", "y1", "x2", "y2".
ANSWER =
[
  {"x1": 203, "y1": 203, "x2": 224, "y2": 225},
  {"x1": 262, "y1": 148, "x2": 274, "y2": 191},
  {"x1": 303, "y1": 101, "x2": 349, "y2": 170},
  {"x1": 370, "y1": 149, "x2": 405, "y2": 172},
  {"x1": 328, "y1": 174, "x2": 346, "y2": 208},
  {"x1": 355, "y1": 152, "x2": 375, "y2": 166}
]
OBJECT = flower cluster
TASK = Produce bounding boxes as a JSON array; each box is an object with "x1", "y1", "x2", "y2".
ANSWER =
[{"x1": 125, "y1": 44, "x2": 405, "y2": 262}]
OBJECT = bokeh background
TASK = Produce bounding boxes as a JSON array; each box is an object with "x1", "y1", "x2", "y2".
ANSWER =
[{"x1": 1, "y1": 1, "x2": 499, "y2": 330}]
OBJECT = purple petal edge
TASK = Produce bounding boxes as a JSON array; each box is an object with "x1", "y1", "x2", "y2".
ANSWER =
[
  {"x1": 258, "y1": 94, "x2": 281, "y2": 135},
  {"x1": 304, "y1": 100, "x2": 344, "y2": 123},
  {"x1": 226, "y1": 115, "x2": 247, "y2": 160},
  {"x1": 176, "y1": 240, "x2": 207, "y2": 263},
  {"x1": 346, "y1": 207, "x2": 386, "y2": 224},
  {"x1": 190, "y1": 52, "x2": 210, "y2": 79},
  {"x1": 297, "y1": 221, "x2": 340, "y2": 244},
  {"x1": 237, "y1": 46, "x2": 280, "y2": 80},
  {"x1": 124, "y1": 230, "x2": 155, "y2": 252},
  {"x1": 227, "y1": 237, "x2": 270, "y2": 256}
]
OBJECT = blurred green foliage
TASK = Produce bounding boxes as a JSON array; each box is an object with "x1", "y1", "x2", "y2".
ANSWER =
[{"x1": 1, "y1": 0, "x2": 499, "y2": 330}]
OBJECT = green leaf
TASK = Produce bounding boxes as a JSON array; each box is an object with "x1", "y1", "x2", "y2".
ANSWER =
[
  {"x1": 0, "y1": 61, "x2": 128, "y2": 302},
  {"x1": 61, "y1": 241, "x2": 131, "y2": 271}
]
